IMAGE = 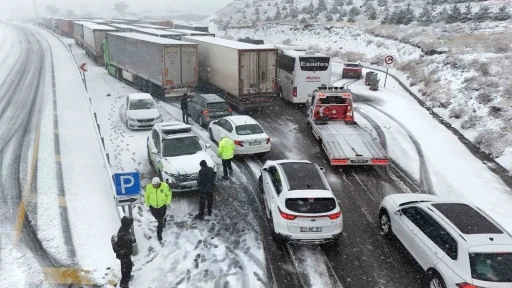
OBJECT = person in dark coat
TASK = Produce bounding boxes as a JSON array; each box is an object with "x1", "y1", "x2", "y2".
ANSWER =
[
  {"x1": 117, "y1": 216, "x2": 134, "y2": 288},
  {"x1": 195, "y1": 160, "x2": 217, "y2": 220},
  {"x1": 180, "y1": 93, "x2": 189, "y2": 124}
]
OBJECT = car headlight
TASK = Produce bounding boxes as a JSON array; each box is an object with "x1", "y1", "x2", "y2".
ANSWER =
[
  {"x1": 127, "y1": 116, "x2": 136, "y2": 121},
  {"x1": 164, "y1": 171, "x2": 176, "y2": 183}
]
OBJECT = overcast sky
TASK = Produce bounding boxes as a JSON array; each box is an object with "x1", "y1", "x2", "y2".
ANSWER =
[{"x1": 0, "y1": 0, "x2": 232, "y2": 20}]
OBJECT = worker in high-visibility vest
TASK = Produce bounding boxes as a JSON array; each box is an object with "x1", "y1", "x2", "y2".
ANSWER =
[
  {"x1": 218, "y1": 136, "x2": 235, "y2": 180},
  {"x1": 144, "y1": 177, "x2": 172, "y2": 242}
]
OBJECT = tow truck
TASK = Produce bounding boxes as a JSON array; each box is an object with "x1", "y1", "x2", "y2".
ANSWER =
[{"x1": 306, "y1": 86, "x2": 388, "y2": 166}]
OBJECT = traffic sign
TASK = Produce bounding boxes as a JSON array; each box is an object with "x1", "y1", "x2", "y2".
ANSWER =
[
  {"x1": 79, "y1": 63, "x2": 88, "y2": 72},
  {"x1": 113, "y1": 172, "x2": 141, "y2": 197},
  {"x1": 384, "y1": 55, "x2": 394, "y2": 65},
  {"x1": 116, "y1": 195, "x2": 141, "y2": 206}
]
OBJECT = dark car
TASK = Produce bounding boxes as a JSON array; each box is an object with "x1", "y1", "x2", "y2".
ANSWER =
[
  {"x1": 365, "y1": 71, "x2": 378, "y2": 86},
  {"x1": 188, "y1": 94, "x2": 233, "y2": 127}
]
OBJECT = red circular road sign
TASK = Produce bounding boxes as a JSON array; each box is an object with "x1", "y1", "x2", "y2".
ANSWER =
[{"x1": 385, "y1": 55, "x2": 394, "y2": 65}]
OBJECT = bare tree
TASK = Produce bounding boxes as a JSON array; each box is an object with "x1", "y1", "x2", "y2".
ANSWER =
[
  {"x1": 66, "y1": 9, "x2": 76, "y2": 18},
  {"x1": 46, "y1": 5, "x2": 60, "y2": 16},
  {"x1": 114, "y1": 2, "x2": 129, "y2": 16}
]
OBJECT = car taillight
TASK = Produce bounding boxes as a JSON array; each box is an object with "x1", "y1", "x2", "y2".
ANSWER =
[
  {"x1": 234, "y1": 140, "x2": 244, "y2": 147},
  {"x1": 456, "y1": 283, "x2": 483, "y2": 288},
  {"x1": 371, "y1": 158, "x2": 389, "y2": 165},
  {"x1": 266, "y1": 138, "x2": 270, "y2": 144},
  {"x1": 328, "y1": 211, "x2": 342, "y2": 220},
  {"x1": 227, "y1": 107, "x2": 232, "y2": 112},
  {"x1": 202, "y1": 110, "x2": 209, "y2": 115},
  {"x1": 279, "y1": 208, "x2": 296, "y2": 220},
  {"x1": 293, "y1": 87, "x2": 297, "y2": 97}
]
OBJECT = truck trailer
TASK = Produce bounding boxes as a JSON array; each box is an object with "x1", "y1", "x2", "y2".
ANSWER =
[
  {"x1": 82, "y1": 23, "x2": 118, "y2": 64},
  {"x1": 103, "y1": 32, "x2": 198, "y2": 97},
  {"x1": 173, "y1": 23, "x2": 209, "y2": 33},
  {"x1": 57, "y1": 18, "x2": 74, "y2": 38},
  {"x1": 129, "y1": 27, "x2": 185, "y2": 40},
  {"x1": 73, "y1": 21, "x2": 94, "y2": 47},
  {"x1": 181, "y1": 36, "x2": 277, "y2": 111},
  {"x1": 169, "y1": 29, "x2": 215, "y2": 37}
]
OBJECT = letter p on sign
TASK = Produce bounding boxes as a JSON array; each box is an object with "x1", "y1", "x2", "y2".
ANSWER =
[
  {"x1": 114, "y1": 172, "x2": 141, "y2": 197},
  {"x1": 119, "y1": 175, "x2": 134, "y2": 194}
]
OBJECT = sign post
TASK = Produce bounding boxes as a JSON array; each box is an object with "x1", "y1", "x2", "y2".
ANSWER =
[
  {"x1": 384, "y1": 55, "x2": 394, "y2": 88},
  {"x1": 113, "y1": 172, "x2": 141, "y2": 256},
  {"x1": 79, "y1": 63, "x2": 88, "y2": 91}
]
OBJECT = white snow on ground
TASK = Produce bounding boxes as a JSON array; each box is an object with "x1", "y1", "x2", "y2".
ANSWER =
[
  {"x1": 344, "y1": 66, "x2": 512, "y2": 233},
  {"x1": 59, "y1": 35, "x2": 267, "y2": 287},
  {"x1": 35, "y1": 27, "x2": 121, "y2": 283},
  {"x1": 0, "y1": 236, "x2": 50, "y2": 288}
]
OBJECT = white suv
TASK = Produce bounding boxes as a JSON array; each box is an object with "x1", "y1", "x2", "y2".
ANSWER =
[
  {"x1": 379, "y1": 194, "x2": 512, "y2": 288},
  {"x1": 147, "y1": 122, "x2": 217, "y2": 192},
  {"x1": 259, "y1": 160, "x2": 343, "y2": 244}
]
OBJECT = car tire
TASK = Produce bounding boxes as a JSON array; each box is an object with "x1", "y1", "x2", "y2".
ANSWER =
[
  {"x1": 208, "y1": 128, "x2": 214, "y2": 142},
  {"x1": 269, "y1": 215, "x2": 284, "y2": 244},
  {"x1": 199, "y1": 116, "x2": 204, "y2": 127},
  {"x1": 428, "y1": 271, "x2": 447, "y2": 288},
  {"x1": 379, "y1": 209, "x2": 393, "y2": 237},
  {"x1": 258, "y1": 175, "x2": 264, "y2": 194},
  {"x1": 126, "y1": 119, "x2": 131, "y2": 130},
  {"x1": 321, "y1": 233, "x2": 342, "y2": 249},
  {"x1": 147, "y1": 149, "x2": 154, "y2": 168}
]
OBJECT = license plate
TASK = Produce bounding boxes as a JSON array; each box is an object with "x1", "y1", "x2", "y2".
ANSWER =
[
  {"x1": 249, "y1": 141, "x2": 261, "y2": 146},
  {"x1": 173, "y1": 88, "x2": 187, "y2": 93},
  {"x1": 300, "y1": 227, "x2": 322, "y2": 232},
  {"x1": 351, "y1": 159, "x2": 368, "y2": 163},
  {"x1": 180, "y1": 184, "x2": 192, "y2": 189}
]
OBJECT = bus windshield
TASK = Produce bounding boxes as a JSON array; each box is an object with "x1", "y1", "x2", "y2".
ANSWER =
[{"x1": 299, "y1": 57, "x2": 330, "y2": 71}]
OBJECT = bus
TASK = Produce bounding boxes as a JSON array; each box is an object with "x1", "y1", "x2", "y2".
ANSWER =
[{"x1": 276, "y1": 47, "x2": 331, "y2": 104}]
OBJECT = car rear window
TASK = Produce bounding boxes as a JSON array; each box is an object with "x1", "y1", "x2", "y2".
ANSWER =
[
  {"x1": 299, "y1": 57, "x2": 330, "y2": 71},
  {"x1": 235, "y1": 124, "x2": 263, "y2": 135},
  {"x1": 345, "y1": 64, "x2": 360, "y2": 68},
  {"x1": 470, "y1": 252, "x2": 512, "y2": 282},
  {"x1": 431, "y1": 203, "x2": 503, "y2": 234},
  {"x1": 285, "y1": 198, "x2": 336, "y2": 214},
  {"x1": 207, "y1": 102, "x2": 229, "y2": 109},
  {"x1": 279, "y1": 162, "x2": 327, "y2": 190}
]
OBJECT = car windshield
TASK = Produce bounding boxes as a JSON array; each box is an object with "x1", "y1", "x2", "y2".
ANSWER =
[
  {"x1": 207, "y1": 102, "x2": 229, "y2": 109},
  {"x1": 236, "y1": 124, "x2": 263, "y2": 135},
  {"x1": 130, "y1": 99, "x2": 155, "y2": 110},
  {"x1": 285, "y1": 198, "x2": 336, "y2": 214},
  {"x1": 345, "y1": 64, "x2": 360, "y2": 68},
  {"x1": 162, "y1": 136, "x2": 202, "y2": 157},
  {"x1": 469, "y1": 252, "x2": 512, "y2": 282}
]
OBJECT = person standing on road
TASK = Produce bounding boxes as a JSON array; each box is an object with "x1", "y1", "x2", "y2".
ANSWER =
[
  {"x1": 180, "y1": 93, "x2": 189, "y2": 124},
  {"x1": 144, "y1": 177, "x2": 172, "y2": 241},
  {"x1": 116, "y1": 216, "x2": 134, "y2": 288},
  {"x1": 218, "y1": 136, "x2": 235, "y2": 180},
  {"x1": 195, "y1": 160, "x2": 217, "y2": 220}
]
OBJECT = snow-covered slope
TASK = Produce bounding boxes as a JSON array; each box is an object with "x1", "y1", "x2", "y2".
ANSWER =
[{"x1": 210, "y1": 0, "x2": 512, "y2": 171}]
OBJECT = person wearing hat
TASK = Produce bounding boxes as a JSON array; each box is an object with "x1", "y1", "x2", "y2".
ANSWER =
[
  {"x1": 218, "y1": 136, "x2": 235, "y2": 180},
  {"x1": 195, "y1": 160, "x2": 217, "y2": 220},
  {"x1": 116, "y1": 216, "x2": 134, "y2": 288},
  {"x1": 144, "y1": 177, "x2": 172, "y2": 241}
]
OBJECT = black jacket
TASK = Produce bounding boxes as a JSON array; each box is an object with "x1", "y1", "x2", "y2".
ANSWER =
[
  {"x1": 180, "y1": 97, "x2": 188, "y2": 111},
  {"x1": 197, "y1": 166, "x2": 216, "y2": 193},
  {"x1": 116, "y1": 218, "x2": 133, "y2": 260}
]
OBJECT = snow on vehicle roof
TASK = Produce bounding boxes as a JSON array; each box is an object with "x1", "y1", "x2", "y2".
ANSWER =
[
  {"x1": 157, "y1": 122, "x2": 194, "y2": 137},
  {"x1": 134, "y1": 24, "x2": 168, "y2": 29},
  {"x1": 108, "y1": 24, "x2": 135, "y2": 29},
  {"x1": 284, "y1": 49, "x2": 328, "y2": 58},
  {"x1": 182, "y1": 36, "x2": 275, "y2": 50},
  {"x1": 200, "y1": 94, "x2": 225, "y2": 102},
  {"x1": 109, "y1": 33, "x2": 194, "y2": 45},
  {"x1": 128, "y1": 93, "x2": 153, "y2": 100},
  {"x1": 82, "y1": 22, "x2": 118, "y2": 31},
  {"x1": 130, "y1": 27, "x2": 185, "y2": 36},
  {"x1": 225, "y1": 115, "x2": 258, "y2": 126},
  {"x1": 171, "y1": 29, "x2": 213, "y2": 35},
  {"x1": 73, "y1": 21, "x2": 95, "y2": 26}
]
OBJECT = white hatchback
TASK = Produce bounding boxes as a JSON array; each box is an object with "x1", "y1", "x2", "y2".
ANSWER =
[
  {"x1": 125, "y1": 93, "x2": 162, "y2": 130},
  {"x1": 379, "y1": 194, "x2": 512, "y2": 288},
  {"x1": 208, "y1": 115, "x2": 271, "y2": 155},
  {"x1": 259, "y1": 160, "x2": 343, "y2": 244}
]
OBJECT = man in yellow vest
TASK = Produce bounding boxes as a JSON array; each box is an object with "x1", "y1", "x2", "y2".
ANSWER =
[
  {"x1": 218, "y1": 136, "x2": 235, "y2": 180},
  {"x1": 144, "y1": 177, "x2": 172, "y2": 242}
]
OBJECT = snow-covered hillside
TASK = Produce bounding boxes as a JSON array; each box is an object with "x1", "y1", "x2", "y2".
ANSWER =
[{"x1": 208, "y1": 0, "x2": 512, "y2": 171}]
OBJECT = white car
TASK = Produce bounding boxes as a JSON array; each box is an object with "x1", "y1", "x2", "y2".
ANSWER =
[
  {"x1": 125, "y1": 93, "x2": 162, "y2": 130},
  {"x1": 147, "y1": 122, "x2": 217, "y2": 192},
  {"x1": 259, "y1": 160, "x2": 343, "y2": 243},
  {"x1": 379, "y1": 194, "x2": 512, "y2": 288},
  {"x1": 208, "y1": 115, "x2": 271, "y2": 155}
]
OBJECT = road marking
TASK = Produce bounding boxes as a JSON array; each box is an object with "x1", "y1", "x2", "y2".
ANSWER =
[
  {"x1": 58, "y1": 196, "x2": 67, "y2": 207},
  {"x1": 55, "y1": 155, "x2": 61, "y2": 162},
  {"x1": 12, "y1": 124, "x2": 41, "y2": 245},
  {"x1": 54, "y1": 128, "x2": 58, "y2": 134},
  {"x1": 42, "y1": 268, "x2": 95, "y2": 285}
]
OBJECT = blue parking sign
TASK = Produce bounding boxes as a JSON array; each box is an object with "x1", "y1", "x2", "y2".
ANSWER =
[{"x1": 113, "y1": 172, "x2": 141, "y2": 197}]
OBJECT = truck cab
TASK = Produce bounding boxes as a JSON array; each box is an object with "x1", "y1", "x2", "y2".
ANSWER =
[{"x1": 307, "y1": 87, "x2": 354, "y2": 124}]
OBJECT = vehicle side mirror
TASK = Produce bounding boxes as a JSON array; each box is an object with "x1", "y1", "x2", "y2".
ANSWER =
[
  {"x1": 205, "y1": 143, "x2": 211, "y2": 149},
  {"x1": 261, "y1": 168, "x2": 268, "y2": 172},
  {"x1": 319, "y1": 167, "x2": 326, "y2": 173},
  {"x1": 306, "y1": 99, "x2": 311, "y2": 107},
  {"x1": 394, "y1": 209, "x2": 402, "y2": 216},
  {"x1": 151, "y1": 148, "x2": 158, "y2": 154}
]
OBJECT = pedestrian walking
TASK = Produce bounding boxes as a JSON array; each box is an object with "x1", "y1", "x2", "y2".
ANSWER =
[
  {"x1": 218, "y1": 136, "x2": 235, "y2": 180},
  {"x1": 195, "y1": 160, "x2": 217, "y2": 220},
  {"x1": 116, "y1": 216, "x2": 134, "y2": 288},
  {"x1": 180, "y1": 93, "x2": 189, "y2": 124},
  {"x1": 144, "y1": 177, "x2": 172, "y2": 241}
]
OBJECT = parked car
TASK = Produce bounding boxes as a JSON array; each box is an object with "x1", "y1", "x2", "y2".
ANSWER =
[
  {"x1": 379, "y1": 194, "x2": 512, "y2": 288},
  {"x1": 208, "y1": 116, "x2": 271, "y2": 155},
  {"x1": 259, "y1": 160, "x2": 343, "y2": 243},
  {"x1": 125, "y1": 93, "x2": 162, "y2": 130},
  {"x1": 147, "y1": 122, "x2": 217, "y2": 192},
  {"x1": 187, "y1": 94, "x2": 232, "y2": 127},
  {"x1": 341, "y1": 63, "x2": 362, "y2": 79}
]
